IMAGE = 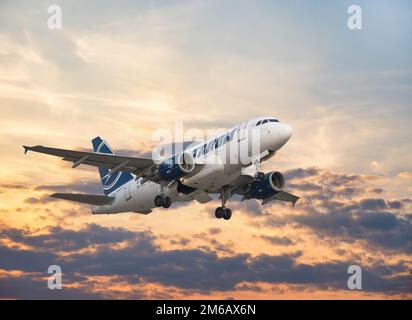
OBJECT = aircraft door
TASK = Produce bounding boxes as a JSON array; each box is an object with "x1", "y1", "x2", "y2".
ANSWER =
[
  {"x1": 237, "y1": 121, "x2": 248, "y2": 142},
  {"x1": 124, "y1": 183, "x2": 132, "y2": 201}
]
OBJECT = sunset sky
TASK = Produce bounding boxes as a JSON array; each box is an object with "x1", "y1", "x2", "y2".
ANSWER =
[{"x1": 0, "y1": 0, "x2": 411, "y2": 299}]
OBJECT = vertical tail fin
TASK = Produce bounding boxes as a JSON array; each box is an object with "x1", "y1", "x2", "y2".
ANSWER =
[{"x1": 91, "y1": 137, "x2": 133, "y2": 195}]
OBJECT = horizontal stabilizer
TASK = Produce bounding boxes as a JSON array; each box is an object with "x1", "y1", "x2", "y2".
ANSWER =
[{"x1": 50, "y1": 193, "x2": 114, "y2": 206}]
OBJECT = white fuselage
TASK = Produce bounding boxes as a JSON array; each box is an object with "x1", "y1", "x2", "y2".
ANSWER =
[{"x1": 92, "y1": 117, "x2": 292, "y2": 214}]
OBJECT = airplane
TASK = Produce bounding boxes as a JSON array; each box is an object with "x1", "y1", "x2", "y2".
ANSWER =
[{"x1": 23, "y1": 116, "x2": 299, "y2": 220}]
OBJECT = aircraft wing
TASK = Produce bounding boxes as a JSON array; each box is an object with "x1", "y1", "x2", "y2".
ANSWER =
[
  {"x1": 261, "y1": 191, "x2": 300, "y2": 206},
  {"x1": 50, "y1": 193, "x2": 114, "y2": 205},
  {"x1": 23, "y1": 145, "x2": 155, "y2": 174},
  {"x1": 225, "y1": 175, "x2": 300, "y2": 206}
]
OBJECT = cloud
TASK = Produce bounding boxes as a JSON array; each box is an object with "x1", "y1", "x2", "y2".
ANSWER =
[
  {"x1": 285, "y1": 167, "x2": 320, "y2": 180},
  {"x1": 259, "y1": 235, "x2": 294, "y2": 246},
  {"x1": 284, "y1": 168, "x2": 372, "y2": 199},
  {"x1": 24, "y1": 196, "x2": 58, "y2": 204},
  {"x1": 169, "y1": 238, "x2": 191, "y2": 246},
  {"x1": 287, "y1": 181, "x2": 324, "y2": 193},
  {"x1": 33, "y1": 181, "x2": 102, "y2": 195},
  {"x1": 369, "y1": 188, "x2": 384, "y2": 194},
  {"x1": 0, "y1": 245, "x2": 58, "y2": 273},
  {"x1": 1, "y1": 222, "x2": 411, "y2": 298},
  {"x1": 1, "y1": 223, "x2": 144, "y2": 252},
  {"x1": 0, "y1": 183, "x2": 28, "y2": 190},
  {"x1": 289, "y1": 208, "x2": 412, "y2": 253},
  {"x1": 360, "y1": 198, "x2": 387, "y2": 211},
  {"x1": 208, "y1": 227, "x2": 221, "y2": 235},
  {"x1": 259, "y1": 167, "x2": 412, "y2": 254},
  {"x1": 0, "y1": 272, "x2": 105, "y2": 299},
  {"x1": 388, "y1": 201, "x2": 403, "y2": 209}
]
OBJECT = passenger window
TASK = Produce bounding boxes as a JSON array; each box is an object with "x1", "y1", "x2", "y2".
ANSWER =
[
  {"x1": 269, "y1": 119, "x2": 279, "y2": 122},
  {"x1": 256, "y1": 120, "x2": 261, "y2": 126},
  {"x1": 262, "y1": 119, "x2": 268, "y2": 124}
]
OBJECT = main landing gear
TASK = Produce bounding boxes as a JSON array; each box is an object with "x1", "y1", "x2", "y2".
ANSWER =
[
  {"x1": 155, "y1": 184, "x2": 172, "y2": 209},
  {"x1": 215, "y1": 188, "x2": 232, "y2": 220},
  {"x1": 215, "y1": 206, "x2": 232, "y2": 220},
  {"x1": 154, "y1": 195, "x2": 172, "y2": 208},
  {"x1": 255, "y1": 171, "x2": 265, "y2": 180},
  {"x1": 253, "y1": 157, "x2": 265, "y2": 180}
]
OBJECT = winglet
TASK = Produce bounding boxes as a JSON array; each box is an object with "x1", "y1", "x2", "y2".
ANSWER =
[
  {"x1": 292, "y1": 197, "x2": 300, "y2": 207},
  {"x1": 23, "y1": 146, "x2": 31, "y2": 155}
]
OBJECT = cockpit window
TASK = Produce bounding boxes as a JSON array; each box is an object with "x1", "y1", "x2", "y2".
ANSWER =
[{"x1": 257, "y1": 118, "x2": 278, "y2": 126}]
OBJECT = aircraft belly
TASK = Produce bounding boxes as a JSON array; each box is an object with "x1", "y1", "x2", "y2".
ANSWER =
[
  {"x1": 131, "y1": 182, "x2": 161, "y2": 210},
  {"x1": 182, "y1": 164, "x2": 240, "y2": 190},
  {"x1": 99, "y1": 181, "x2": 158, "y2": 213}
]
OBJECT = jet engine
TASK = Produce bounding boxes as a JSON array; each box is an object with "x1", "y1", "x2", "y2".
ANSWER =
[
  {"x1": 158, "y1": 152, "x2": 196, "y2": 181},
  {"x1": 244, "y1": 171, "x2": 285, "y2": 199}
]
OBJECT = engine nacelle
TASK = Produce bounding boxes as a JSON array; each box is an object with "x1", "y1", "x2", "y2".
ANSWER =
[
  {"x1": 244, "y1": 171, "x2": 285, "y2": 199},
  {"x1": 158, "y1": 152, "x2": 195, "y2": 181}
]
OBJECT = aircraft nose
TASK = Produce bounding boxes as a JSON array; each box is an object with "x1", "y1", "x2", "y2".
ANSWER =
[{"x1": 280, "y1": 123, "x2": 292, "y2": 142}]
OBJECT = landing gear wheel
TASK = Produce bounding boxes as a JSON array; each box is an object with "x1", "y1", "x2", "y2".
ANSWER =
[
  {"x1": 162, "y1": 196, "x2": 172, "y2": 208},
  {"x1": 256, "y1": 172, "x2": 265, "y2": 180},
  {"x1": 154, "y1": 195, "x2": 164, "y2": 207},
  {"x1": 223, "y1": 208, "x2": 232, "y2": 220},
  {"x1": 215, "y1": 207, "x2": 224, "y2": 219}
]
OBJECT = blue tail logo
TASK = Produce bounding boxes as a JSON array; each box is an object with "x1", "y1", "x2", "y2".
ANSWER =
[{"x1": 91, "y1": 137, "x2": 133, "y2": 195}]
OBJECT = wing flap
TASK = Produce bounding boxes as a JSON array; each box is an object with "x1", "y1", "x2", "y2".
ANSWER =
[
  {"x1": 50, "y1": 193, "x2": 115, "y2": 205},
  {"x1": 262, "y1": 191, "x2": 300, "y2": 206}
]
